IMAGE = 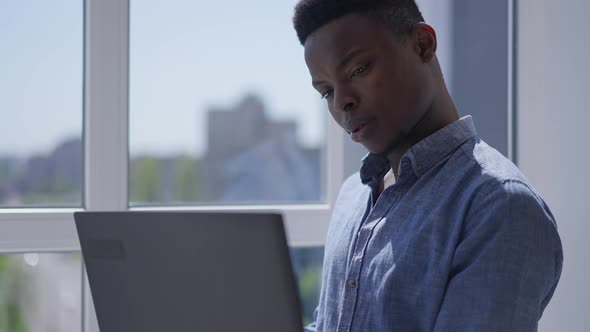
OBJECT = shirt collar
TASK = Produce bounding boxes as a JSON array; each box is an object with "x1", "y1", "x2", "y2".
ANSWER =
[{"x1": 359, "y1": 115, "x2": 478, "y2": 186}]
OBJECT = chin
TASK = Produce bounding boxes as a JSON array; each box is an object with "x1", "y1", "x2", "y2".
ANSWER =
[{"x1": 361, "y1": 141, "x2": 389, "y2": 155}]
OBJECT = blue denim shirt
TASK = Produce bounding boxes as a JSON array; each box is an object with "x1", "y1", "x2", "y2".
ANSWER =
[{"x1": 306, "y1": 116, "x2": 563, "y2": 332}]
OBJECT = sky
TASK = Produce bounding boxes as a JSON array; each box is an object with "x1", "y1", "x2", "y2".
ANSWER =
[
  {"x1": 1, "y1": 1, "x2": 83, "y2": 157},
  {"x1": 0, "y1": 0, "x2": 451, "y2": 158}
]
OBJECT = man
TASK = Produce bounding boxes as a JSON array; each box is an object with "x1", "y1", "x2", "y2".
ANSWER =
[{"x1": 292, "y1": 0, "x2": 563, "y2": 331}]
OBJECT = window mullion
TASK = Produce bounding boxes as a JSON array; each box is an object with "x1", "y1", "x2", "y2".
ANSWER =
[
  {"x1": 84, "y1": 0, "x2": 129, "y2": 211},
  {"x1": 326, "y1": 114, "x2": 345, "y2": 206},
  {"x1": 83, "y1": 0, "x2": 130, "y2": 331}
]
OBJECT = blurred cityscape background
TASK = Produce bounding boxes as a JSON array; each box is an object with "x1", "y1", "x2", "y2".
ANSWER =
[
  {"x1": 0, "y1": 94, "x2": 322, "y2": 207},
  {"x1": 0, "y1": 93, "x2": 325, "y2": 330}
]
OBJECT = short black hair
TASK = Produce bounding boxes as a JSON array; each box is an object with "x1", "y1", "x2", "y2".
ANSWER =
[{"x1": 293, "y1": 0, "x2": 425, "y2": 45}]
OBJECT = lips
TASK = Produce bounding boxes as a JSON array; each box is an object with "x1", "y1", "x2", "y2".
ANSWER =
[
  {"x1": 344, "y1": 118, "x2": 375, "y2": 142},
  {"x1": 351, "y1": 122, "x2": 368, "y2": 134},
  {"x1": 344, "y1": 118, "x2": 373, "y2": 134}
]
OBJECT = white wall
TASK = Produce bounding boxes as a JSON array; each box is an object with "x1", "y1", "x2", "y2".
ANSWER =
[{"x1": 518, "y1": 1, "x2": 590, "y2": 331}]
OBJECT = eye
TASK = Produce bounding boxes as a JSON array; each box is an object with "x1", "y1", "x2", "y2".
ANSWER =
[
  {"x1": 351, "y1": 64, "x2": 369, "y2": 78},
  {"x1": 321, "y1": 89, "x2": 333, "y2": 99}
]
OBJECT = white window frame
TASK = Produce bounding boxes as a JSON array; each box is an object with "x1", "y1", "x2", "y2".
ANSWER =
[
  {"x1": 0, "y1": 0, "x2": 344, "y2": 330},
  {"x1": 0, "y1": 0, "x2": 517, "y2": 331}
]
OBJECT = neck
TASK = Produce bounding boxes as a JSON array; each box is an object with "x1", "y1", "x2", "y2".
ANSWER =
[{"x1": 386, "y1": 86, "x2": 459, "y2": 180}]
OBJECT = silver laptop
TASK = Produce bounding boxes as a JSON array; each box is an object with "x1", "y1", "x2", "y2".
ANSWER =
[{"x1": 74, "y1": 211, "x2": 303, "y2": 332}]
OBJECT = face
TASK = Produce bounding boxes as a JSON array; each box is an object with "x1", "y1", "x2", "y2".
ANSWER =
[{"x1": 304, "y1": 14, "x2": 435, "y2": 154}]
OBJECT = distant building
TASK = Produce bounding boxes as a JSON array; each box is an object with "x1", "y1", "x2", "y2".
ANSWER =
[
  {"x1": 0, "y1": 157, "x2": 22, "y2": 204},
  {"x1": 202, "y1": 94, "x2": 321, "y2": 203},
  {"x1": 0, "y1": 137, "x2": 82, "y2": 206}
]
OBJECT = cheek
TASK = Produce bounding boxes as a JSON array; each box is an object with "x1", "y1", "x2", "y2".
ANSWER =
[
  {"x1": 371, "y1": 76, "x2": 411, "y2": 119},
  {"x1": 368, "y1": 76, "x2": 421, "y2": 140},
  {"x1": 371, "y1": 68, "x2": 407, "y2": 104},
  {"x1": 379, "y1": 73, "x2": 421, "y2": 116}
]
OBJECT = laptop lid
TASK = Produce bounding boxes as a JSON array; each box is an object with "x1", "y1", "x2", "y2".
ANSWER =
[{"x1": 74, "y1": 211, "x2": 303, "y2": 332}]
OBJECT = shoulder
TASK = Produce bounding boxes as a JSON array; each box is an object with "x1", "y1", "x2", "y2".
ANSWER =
[
  {"x1": 459, "y1": 163, "x2": 562, "y2": 266},
  {"x1": 469, "y1": 178, "x2": 553, "y2": 224},
  {"x1": 450, "y1": 138, "x2": 561, "y2": 244},
  {"x1": 445, "y1": 138, "x2": 548, "y2": 214},
  {"x1": 456, "y1": 138, "x2": 546, "y2": 214},
  {"x1": 458, "y1": 137, "x2": 529, "y2": 184}
]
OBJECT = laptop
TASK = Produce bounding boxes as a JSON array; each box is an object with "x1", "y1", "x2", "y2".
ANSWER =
[{"x1": 74, "y1": 211, "x2": 303, "y2": 332}]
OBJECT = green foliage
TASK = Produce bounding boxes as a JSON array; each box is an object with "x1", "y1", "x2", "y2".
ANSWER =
[
  {"x1": 174, "y1": 157, "x2": 200, "y2": 202},
  {"x1": 3, "y1": 303, "x2": 27, "y2": 332},
  {"x1": 298, "y1": 266, "x2": 322, "y2": 326},
  {"x1": 130, "y1": 155, "x2": 202, "y2": 204},
  {"x1": 0, "y1": 256, "x2": 8, "y2": 272},
  {"x1": 14, "y1": 173, "x2": 81, "y2": 206},
  {"x1": 130, "y1": 157, "x2": 162, "y2": 203},
  {"x1": 0, "y1": 257, "x2": 28, "y2": 332}
]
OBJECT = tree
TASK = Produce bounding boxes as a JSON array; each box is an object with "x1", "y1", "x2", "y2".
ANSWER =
[{"x1": 130, "y1": 157, "x2": 162, "y2": 203}]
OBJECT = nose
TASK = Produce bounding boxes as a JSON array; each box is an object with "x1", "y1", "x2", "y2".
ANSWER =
[{"x1": 333, "y1": 86, "x2": 358, "y2": 112}]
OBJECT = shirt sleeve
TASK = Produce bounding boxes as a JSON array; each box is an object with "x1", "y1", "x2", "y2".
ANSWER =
[{"x1": 432, "y1": 180, "x2": 563, "y2": 332}]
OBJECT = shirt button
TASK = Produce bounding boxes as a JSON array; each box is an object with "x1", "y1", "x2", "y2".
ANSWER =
[{"x1": 347, "y1": 279, "x2": 357, "y2": 288}]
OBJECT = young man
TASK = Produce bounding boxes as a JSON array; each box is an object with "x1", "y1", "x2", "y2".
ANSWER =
[{"x1": 293, "y1": 0, "x2": 563, "y2": 331}]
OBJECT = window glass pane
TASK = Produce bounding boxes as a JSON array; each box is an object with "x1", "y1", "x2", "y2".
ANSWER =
[
  {"x1": 0, "y1": 253, "x2": 82, "y2": 332},
  {"x1": 290, "y1": 247, "x2": 323, "y2": 326},
  {"x1": 0, "y1": 1, "x2": 83, "y2": 207},
  {"x1": 129, "y1": 1, "x2": 325, "y2": 206}
]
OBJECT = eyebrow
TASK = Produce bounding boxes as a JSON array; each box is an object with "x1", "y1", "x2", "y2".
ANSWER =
[{"x1": 312, "y1": 48, "x2": 370, "y2": 89}]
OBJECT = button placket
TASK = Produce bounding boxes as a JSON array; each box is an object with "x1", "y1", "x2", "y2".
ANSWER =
[{"x1": 340, "y1": 188, "x2": 403, "y2": 332}]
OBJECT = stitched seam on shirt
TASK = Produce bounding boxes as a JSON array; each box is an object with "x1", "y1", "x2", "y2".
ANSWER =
[
  {"x1": 501, "y1": 180, "x2": 563, "y2": 315},
  {"x1": 506, "y1": 188, "x2": 524, "y2": 330},
  {"x1": 466, "y1": 179, "x2": 562, "y2": 328},
  {"x1": 458, "y1": 141, "x2": 530, "y2": 187},
  {"x1": 439, "y1": 179, "x2": 526, "y2": 330},
  {"x1": 502, "y1": 180, "x2": 557, "y2": 329},
  {"x1": 462, "y1": 179, "x2": 532, "y2": 234},
  {"x1": 497, "y1": 179, "x2": 561, "y2": 234},
  {"x1": 333, "y1": 190, "x2": 371, "y2": 331}
]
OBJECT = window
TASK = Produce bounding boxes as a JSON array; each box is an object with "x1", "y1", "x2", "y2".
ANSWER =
[
  {"x1": 0, "y1": 2, "x2": 84, "y2": 331},
  {"x1": 129, "y1": 0, "x2": 326, "y2": 206},
  {"x1": 0, "y1": 1, "x2": 514, "y2": 331}
]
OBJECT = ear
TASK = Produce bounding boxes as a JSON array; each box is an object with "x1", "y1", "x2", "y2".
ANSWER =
[{"x1": 412, "y1": 23, "x2": 437, "y2": 62}]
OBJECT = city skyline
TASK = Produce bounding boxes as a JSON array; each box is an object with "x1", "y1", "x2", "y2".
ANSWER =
[
  {"x1": 0, "y1": 0, "x2": 325, "y2": 158},
  {"x1": 0, "y1": 93, "x2": 322, "y2": 207},
  {"x1": 0, "y1": 91, "x2": 323, "y2": 160}
]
